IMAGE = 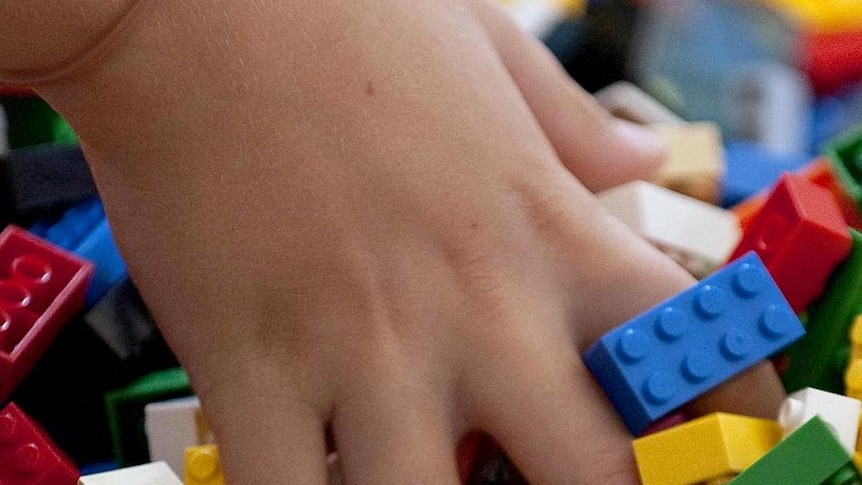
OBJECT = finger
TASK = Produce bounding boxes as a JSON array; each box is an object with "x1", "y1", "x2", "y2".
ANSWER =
[
  {"x1": 467, "y1": 0, "x2": 665, "y2": 192},
  {"x1": 468, "y1": 326, "x2": 639, "y2": 484},
  {"x1": 205, "y1": 400, "x2": 330, "y2": 483},
  {"x1": 333, "y1": 367, "x2": 459, "y2": 484}
]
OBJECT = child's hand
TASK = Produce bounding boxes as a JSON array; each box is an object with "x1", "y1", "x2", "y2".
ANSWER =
[{"x1": 8, "y1": 0, "x2": 786, "y2": 482}]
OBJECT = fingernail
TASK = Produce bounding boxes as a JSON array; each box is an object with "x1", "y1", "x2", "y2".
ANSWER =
[{"x1": 613, "y1": 119, "x2": 667, "y2": 161}]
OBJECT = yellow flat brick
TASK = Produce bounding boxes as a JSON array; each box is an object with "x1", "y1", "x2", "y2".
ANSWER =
[
  {"x1": 846, "y1": 359, "x2": 862, "y2": 401},
  {"x1": 633, "y1": 413, "x2": 782, "y2": 485},
  {"x1": 185, "y1": 444, "x2": 224, "y2": 485}
]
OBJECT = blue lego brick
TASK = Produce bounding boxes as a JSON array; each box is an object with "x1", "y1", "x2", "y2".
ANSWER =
[
  {"x1": 721, "y1": 141, "x2": 811, "y2": 207},
  {"x1": 31, "y1": 198, "x2": 127, "y2": 307},
  {"x1": 583, "y1": 252, "x2": 805, "y2": 435}
]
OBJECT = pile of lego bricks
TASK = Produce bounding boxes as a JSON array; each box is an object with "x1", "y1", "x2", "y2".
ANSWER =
[{"x1": 2, "y1": 0, "x2": 862, "y2": 484}]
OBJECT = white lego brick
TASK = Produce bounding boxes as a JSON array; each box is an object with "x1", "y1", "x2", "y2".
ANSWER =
[
  {"x1": 79, "y1": 462, "x2": 182, "y2": 485},
  {"x1": 778, "y1": 387, "x2": 861, "y2": 454},
  {"x1": 598, "y1": 181, "x2": 741, "y2": 277},
  {"x1": 145, "y1": 397, "x2": 213, "y2": 476},
  {"x1": 594, "y1": 81, "x2": 684, "y2": 125}
]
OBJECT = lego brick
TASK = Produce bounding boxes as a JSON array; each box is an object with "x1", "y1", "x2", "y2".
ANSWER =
[
  {"x1": 0, "y1": 402, "x2": 79, "y2": 485},
  {"x1": 32, "y1": 199, "x2": 127, "y2": 307},
  {"x1": 728, "y1": 173, "x2": 851, "y2": 313},
  {"x1": 593, "y1": 81, "x2": 683, "y2": 125},
  {"x1": 846, "y1": 359, "x2": 862, "y2": 402},
  {"x1": 766, "y1": 0, "x2": 862, "y2": 33},
  {"x1": 721, "y1": 142, "x2": 810, "y2": 208},
  {"x1": 78, "y1": 462, "x2": 182, "y2": 485},
  {"x1": 0, "y1": 97, "x2": 77, "y2": 149},
  {"x1": 778, "y1": 387, "x2": 861, "y2": 454},
  {"x1": 105, "y1": 367, "x2": 192, "y2": 467},
  {"x1": 783, "y1": 229, "x2": 862, "y2": 393},
  {"x1": 799, "y1": 158, "x2": 862, "y2": 230},
  {"x1": 721, "y1": 63, "x2": 813, "y2": 156},
  {"x1": 852, "y1": 316, "x2": 862, "y2": 360},
  {"x1": 633, "y1": 413, "x2": 782, "y2": 485},
  {"x1": 184, "y1": 444, "x2": 224, "y2": 485},
  {"x1": 827, "y1": 125, "x2": 862, "y2": 214},
  {"x1": 145, "y1": 397, "x2": 213, "y2": 476},
  {"x1": 824, "y1": 462, "x2": 862, "y2": 485},
  {"x1": 801, "y1": 29, "x2": 862, "y2": 95},
  {"x1": 583, "y1": 252, "x2": 804, "y2": 435},
  {"x1": 729, "y1": 417, "x2": 849, "y2": 484},
  {"x1": 649, "y1": 122, "x2": 725, "y2": 204},
  {"x1": 0, "y1": 226, "x2": 92, "y2": 403},
  {"x1": 84, "y1": 276, "x2": 178, "y2": 383},
  {"x1": 598, "y1": 180, "x2": 740, "y2": 278},
  {"x1": 0, "y1": 145, "x2": 97, "y2": 226}
]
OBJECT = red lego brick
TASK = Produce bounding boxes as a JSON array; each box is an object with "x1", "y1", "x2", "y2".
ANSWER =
[
  {"x1": 0, "y1": 402, "x2": 78, "y2": 485},
  {"x1": 801, "y1": 29, "x2": 862, "y2": 95},
  {"x1": 0, "y1": 226, "x2": 92, "y2": 402},
  {"x1": 800, "y1": 158, "x2": 862, "y2": 230},
  {"x1": 729, "y1": 173, "x2": 852, "y2": 313},
  {"x1": 0, "y1": 86, "x2": 34, "y2": 98}
]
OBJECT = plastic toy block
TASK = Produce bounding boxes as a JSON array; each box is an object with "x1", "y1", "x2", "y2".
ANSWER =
[
  {"x1": 593, "y1": 81, "x2": 683, "y2": 125},
  {"x1": 84, "y1": 277, "x2": 178, "y2": 384},
  {"x1": 766, "y1": 0, "x2": 862, "y2": 33},
  {"x1": 847, "y1": 359, "x2": 862, "y2": 401},
  {"x1": 78, "y1": 462, "x2": 182, "y2": 485},
  {"x1": 778, "y1": 387, "x2": 861, "y2": 454},
  {"x1": 0, "y1": 226, "x2": 92, "y2": 403},
  {"x1": 801, "y1": 29, "x2": 862, "y2": 95},
  {"x1": 0, "y1": 97, "x2": 77, "y2": 149},
  {"x1": 728, "y1": 172, "x2": 852, "y2": 313},
  {"x1": 633, "y1": 413, "x2": 782, "y2": 485},
  {"x1": 856, "y1": 453, "x2": 862, "y2": 475},
  {"x1": 783, "y1": 229, "x2": 862, "y2": 394},
  {"x1": 800, "y1": 158, "x2": 862, "y2": 230},
  {"x1": 722, "y1": 63, "x2": 812, "y2": 156},
  {"x1": 827, "y1": 125, "x2": 862, "y2": 213},
  {"x1": 721, "y1": 142, "x2": 810, "y2": 208},
  {"x1": 583, "y1": 252, "x2": 804, "y2": 435},
  {"x1": 0, "y1": 145, "x2": 97, "y2": 226},
  {"x1": 0, "y1": 402, "x2": 79, "y2": 485},
  {"x1": 145, "y1": 397, "x2": 213, "y2": 476},
  {"x1": 184, "y1": 444, "x2": 224, "y2": 485},
  {"x1": 32, "y1": 199, "x2": 127, "y2": 307},
  {"x1": 729, "y1": 417, "x2": 849, "y2": 484},
  {"x1": 824, "y1": 462, "x2": 862, "y2": 485},
  {"x1": 598, "y1": 181, "x2": 740, "y2": 278},
  {"x1": 852, "y1": 316, "x2": 862, "y2": 360},
  {"x1": 105, "y1": 367, "x2": 192, "y2": 467},
  {"x1": 649, "y1": 122, "x2": 725, "y2": 204}
]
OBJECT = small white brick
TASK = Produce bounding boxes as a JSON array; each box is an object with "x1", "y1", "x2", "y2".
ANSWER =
[
  {"x1": 79, "y1": 462, "x2": 182, "y2": 485},
  {"x1": 598, "y1": 180, "x2": 741, "y2": 277},
  {"x1": 145, "y1": 397, "x2": 213, "y2": 476},
  {"x1": 778, "y1": 387, "x2": 861, "y2": 454}
]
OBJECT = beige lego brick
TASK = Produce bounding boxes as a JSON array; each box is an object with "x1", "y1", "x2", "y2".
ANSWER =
[
  {"x1": 650, "y1": 122, "x2": 725, "y2": 204},
  {"x1": 78, "y1": 462, "x2": 182, "y2": 485},
  {"x1": 598, "y1": 180, "x2": 740, "y2": 277}
]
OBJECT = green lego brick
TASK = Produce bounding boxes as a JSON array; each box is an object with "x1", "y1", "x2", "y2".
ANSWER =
[
  {"x1": 105, "y1": 367, "x2": 192, "y2": 467},
  {"x1": 826, "y1": 124, "x2": 862, "y2": 213},
  {"x1": 783, "y1": 229, "x2": 862, "y2": 394},
  {"x1": 2, "y1": 97, "x2": 77, "y2": 149},
  {"x1": 728, "y1": 417, "x2": 850, "y2": 485},
  {"x1": 824, "y1": 462, "x2": 862, "y2": 485}
]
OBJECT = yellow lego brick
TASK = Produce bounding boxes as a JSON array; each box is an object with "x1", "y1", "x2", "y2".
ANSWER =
[
  {"x1": 766, "y1": 0, "x2": 862, "y2": 33},
  {"x1": 650, "y1": 122, "x2": 724, "y2": 204},
  {"x1": 633, "y1": 413, "x2": 782, "y2": 485},
  {"x1": 851, "y1": 315, "x2": 862, "y2": 360},
  {"x1": 184, "y1": 444, "x2": 224, "y2": 485},
  {"x1": 847, "y1": 359, "x2": 862, "y2": 401},
  {"x1": 855, "y1": 452, "x2": 862, "y2": 473}
]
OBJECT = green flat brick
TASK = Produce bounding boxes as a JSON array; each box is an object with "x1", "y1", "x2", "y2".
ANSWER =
[
  {"x1": 729, "y1": 417, "x2": 849, "y2": 485},
  {"x1": 827, "y1": 124, "x2": 862, "y2": 213},
  {"x1": 783, "y1": 229, "x2": 862, "y2": 394},
  {"x1": 824, "y1": 462, "x2": 862, "y2": 485},
  {"x1": 105, "y1": 367, "x2": 192, "y2": 467},
  {"x1": 2, "y1": 97, "x2": 77, "y2": 149}
]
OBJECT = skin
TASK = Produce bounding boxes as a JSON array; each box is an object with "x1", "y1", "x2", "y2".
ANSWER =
[{"x1": 1, "y1": 0, "x2": 786, "y2": 483}]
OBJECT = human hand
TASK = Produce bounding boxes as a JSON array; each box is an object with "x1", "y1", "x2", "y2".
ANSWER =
[{"x1": 7, "y1": 0, "x2": 786, "y2": 482}]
